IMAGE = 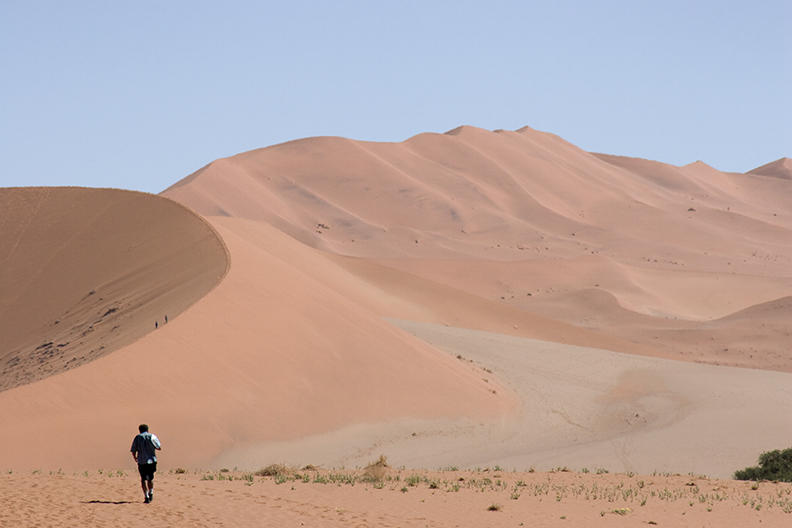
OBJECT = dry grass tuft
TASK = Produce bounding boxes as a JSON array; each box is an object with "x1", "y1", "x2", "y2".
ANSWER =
[
  {"x1": 255, "y1": 464, "x2": 290, "y2": 477},
  {"x1": 362, "y1": 455, "x2": 390, "y2": 482}
]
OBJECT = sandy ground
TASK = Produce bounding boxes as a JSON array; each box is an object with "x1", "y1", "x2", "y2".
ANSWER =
[
  {"x1": 216, "y1": 321, "x2": 792, "y2": 479},
  {"x1": 2, "y1": 468, "x2": 790, "y2": 527}
]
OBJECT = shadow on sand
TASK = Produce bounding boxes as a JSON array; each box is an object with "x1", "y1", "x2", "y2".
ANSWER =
[{"x1": 81, "y1": 499, "x2": 136, "y2": 505}]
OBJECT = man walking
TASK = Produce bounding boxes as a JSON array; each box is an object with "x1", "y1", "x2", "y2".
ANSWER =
[{"x1": 130, "y1": 424, "x2": 162, "y2": 503}]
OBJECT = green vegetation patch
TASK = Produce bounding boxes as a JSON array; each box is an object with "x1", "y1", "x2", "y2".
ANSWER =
[{"x1": 735, "y1": 448, "x2": 792, "y2": 483}]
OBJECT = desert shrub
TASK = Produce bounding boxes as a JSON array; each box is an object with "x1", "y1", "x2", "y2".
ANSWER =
[
  {"x1": 734, "y1": 448, "x2": 792, "y2": 482},
  {"x1": 255, "y1": 464, "x2": 290, "y2": 477},
  {"x1": 362, "y1": 455, "x2": 390, "y2": 482}
]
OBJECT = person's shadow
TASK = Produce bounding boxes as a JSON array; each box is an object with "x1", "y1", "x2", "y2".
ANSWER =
[{"x1": 81, "y1": 499, "x2": 135, "y2": 504}]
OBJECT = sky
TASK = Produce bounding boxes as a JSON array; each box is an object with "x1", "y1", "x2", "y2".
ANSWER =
[{"x1": 1, "y1": 1, "x2": 789, "y2": 193}]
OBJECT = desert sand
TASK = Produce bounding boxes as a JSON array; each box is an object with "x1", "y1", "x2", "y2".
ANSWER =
[
  {"x1": 1, "y1": 125, "x2": 790, "y2": 525},
  {"x1": 0, "y1": 187, "x2": 228, "y2": 391},
  {"x1": 2, "y1": 468, "x2": 790, "y2": 527}
]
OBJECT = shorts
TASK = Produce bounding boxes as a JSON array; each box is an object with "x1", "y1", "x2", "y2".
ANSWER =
[{"x1": 138, "y1": 462, "x2": 157, "y2": 481}]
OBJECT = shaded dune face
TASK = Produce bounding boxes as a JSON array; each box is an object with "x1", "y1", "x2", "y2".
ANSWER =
[
  {"x1": 0, "y1": 187, "x2": 229, "y2": 391},
  {"x1": 163, "y1": 126, "x2": 792, "y2": 371},
  {"x1": 748, "y1": 157, "x2": 792, "y2": 180}
]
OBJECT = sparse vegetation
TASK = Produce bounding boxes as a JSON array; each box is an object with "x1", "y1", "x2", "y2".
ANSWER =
[
  {"x1": 18, "y1": 465, "x2": 792, "y2": 516},
  {"x1": 405, "y1": 474, "x2": 422, "y2": 487}
]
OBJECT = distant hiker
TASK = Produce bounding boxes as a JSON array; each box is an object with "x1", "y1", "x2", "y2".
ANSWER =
[
  {"x1": 155, "y1": 321, "x2": 158, "y2": 329},
  {"x1": 131, "y1": 424, "x2": 162, "y2": 503},
  {"x1": 164, "y1": 314, "x2": 168, "y2": 324}
]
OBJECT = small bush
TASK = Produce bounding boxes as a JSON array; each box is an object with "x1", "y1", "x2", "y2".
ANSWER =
[
  {"x1": 734, "y1": 448, "x2": 792, "y2": 482},
  {"x1": 362, "y1": 455, "x2": 390, "y2": 482},
  {"x1": 255, "y1": 464, "x2": 289, "y2": 477}
]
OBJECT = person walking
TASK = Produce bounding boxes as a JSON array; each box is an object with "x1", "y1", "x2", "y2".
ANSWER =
[{"x1": 130, "y1": 424, "x2": 162, "y2": 503}]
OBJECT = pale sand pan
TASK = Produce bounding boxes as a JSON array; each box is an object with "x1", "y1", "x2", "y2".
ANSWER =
[{"x1": 219, "y1": 321, "x2": 792, "y2": 479}]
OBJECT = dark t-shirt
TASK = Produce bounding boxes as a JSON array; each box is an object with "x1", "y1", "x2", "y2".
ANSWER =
[{"x1": 131, "y1": 432, "x2": 160, "y2": 465}]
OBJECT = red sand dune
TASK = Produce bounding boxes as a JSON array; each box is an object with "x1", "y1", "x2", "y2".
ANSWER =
[
  {"x1": 748, "y1": 157, "x2": 792, "y2": 180},
  {"x1": 164, "y1": 125, "x2": 792, "y2": 368},
  {"x1": 0, "y1": 187, "x2": 228, "y2": 391},
  {"x1": 0, "y1": 212, "x2": 513, "y2": 470},
  {"x1": 0, "y1": 126, "x2": 790, "y2": 480}
]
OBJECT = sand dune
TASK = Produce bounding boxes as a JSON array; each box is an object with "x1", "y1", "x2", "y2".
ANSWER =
[
  {"x1": 164, "y1": 127, "x2": 792, "y2": 370},
  {"x1": 749, "y1": 157, "x2": 792, "y2": 180},
  {"x1": 0, "y1": 215, "x2": 513, "y2": 470},
  {"x1": 0, "y1": 187, "x2": 228, "y2": 391},
  {"x1": 1, "y1": 125, "x2": 789, "y2": 488}
]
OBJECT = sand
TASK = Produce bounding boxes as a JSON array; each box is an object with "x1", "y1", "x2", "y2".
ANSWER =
[
  {"x1": 1, "y1": 125, "x2": 790, "y2": 524},
  {"x1": 0, "y1": 215, "x2": 514, "y2": 471},
  {"x1": 214, "y1": 321, "x2": 792, "y2": 479},
  {"x1": 0, "y1": 187, "x2": 228, "y2": 390},
  {"x1": 163, "y1": 126, "x2": 792, "y2": 369},
  {"x1": 2, "y1": 468, "x2": 790, "y2": 527}
]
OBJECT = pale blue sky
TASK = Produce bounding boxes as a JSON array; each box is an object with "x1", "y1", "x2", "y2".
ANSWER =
[{"x1": 1, "y1": 1, "x2": 789, "y2": 193}]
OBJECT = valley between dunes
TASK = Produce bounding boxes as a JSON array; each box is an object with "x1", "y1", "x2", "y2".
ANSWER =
[{"x1": 1, "y1": 126, "x2": 790, "y2": 487}]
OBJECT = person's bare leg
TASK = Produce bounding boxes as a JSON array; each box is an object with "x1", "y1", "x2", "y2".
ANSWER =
[
  {"x1": 147, "y1": 479, "x2": 154, "y2": 500},
  {"x1": 141, "y1": 478, "x2": 148, "y2": 501}
]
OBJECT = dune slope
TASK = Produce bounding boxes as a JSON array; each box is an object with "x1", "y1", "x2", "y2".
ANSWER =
[
  {"x1": 0, "y1": 215, "x2": 514, "y2": 470},
  {"x1": 163, "y1": 126, "x2": 792, "y2": 370},
  {"x1": 748, "y1": 157, "x2": 792, "y2": 180},
  {"x1": 0, "y1": 187, "x2": 229, "y2": 391}
]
